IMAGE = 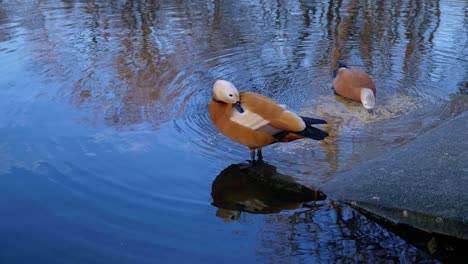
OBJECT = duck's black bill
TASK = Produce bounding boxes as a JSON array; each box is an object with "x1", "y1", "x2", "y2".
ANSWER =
[{"x1": 233, "y1": 101, "x2": 244, "y2": 113}]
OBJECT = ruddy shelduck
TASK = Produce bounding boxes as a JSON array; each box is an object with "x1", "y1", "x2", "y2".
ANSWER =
[
  {"x1": 209, "y1": 80, "x2": 328, "y2": 164},
  {"x1": 332, "y1": 63, "x2": 376, "y2": 110}
]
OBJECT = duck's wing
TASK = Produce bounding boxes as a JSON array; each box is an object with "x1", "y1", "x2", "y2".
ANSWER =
[
  {"x1": 350, "y1": 68, "x2": 376, "y2": 94},
  {"x1": 231, "y1": 92, "x2": 305, "y2": 132}
]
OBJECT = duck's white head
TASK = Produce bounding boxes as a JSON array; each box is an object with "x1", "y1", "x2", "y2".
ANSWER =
[
  {"x1": 360, "y1": 88, "x2": 376, "y2": 110},
  {"x1": 213, "y1": 80, "x2": 240, "y2": 104}
]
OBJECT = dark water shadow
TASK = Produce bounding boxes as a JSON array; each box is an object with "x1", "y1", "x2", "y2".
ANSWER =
[
  {"x1": 355, "y1": 207, "x2": 468, "y2": 263},
  {"x1": 211, "y1": 161, "x2": 326, "y2": 221}
]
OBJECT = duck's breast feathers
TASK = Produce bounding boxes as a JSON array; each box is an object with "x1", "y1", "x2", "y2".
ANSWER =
[
  {"x1": 209, "y1": 99, "x2": 274, "y2": 148},
  {"x1": 237, "y1": 92, "x2": 306, "y2": 132},
  {"x1": 208, "y1": 99, "x2": 228, "y2": 122}
]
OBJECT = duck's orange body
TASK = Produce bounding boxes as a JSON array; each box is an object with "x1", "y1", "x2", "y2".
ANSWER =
[
  {"x1": 209, "y1": 92, "x2": 304, "y2": 149},
  {"x1": 332, "y1": 64, "x2": 376, "y2": 109},
  {"x1": 208, "y1": 80, "x2": 328, "y2": 163}
]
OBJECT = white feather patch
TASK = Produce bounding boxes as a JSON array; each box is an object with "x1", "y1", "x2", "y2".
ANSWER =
[{"x1": 231, "y1": 109, "x2": 269, "y2": 130}]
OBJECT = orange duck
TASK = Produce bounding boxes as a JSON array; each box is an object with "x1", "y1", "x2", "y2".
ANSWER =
[
  {"x1": 332, "y1": 63, "x2": 376, "y2": 110},
  {"x1": 208, "y1": 80, "x2": 328, "y2": 164}
]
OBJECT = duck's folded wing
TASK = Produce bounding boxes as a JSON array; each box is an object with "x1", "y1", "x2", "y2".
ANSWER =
[
  {"x1": 350, "y1": 68, "x2": 376, "y2": 93},
  {"x1": 239, "y1": 92, "x2": 306, "y2": 132},
  {"x1": 230, "y1": 109, "x2": 269, "y2": 130}
]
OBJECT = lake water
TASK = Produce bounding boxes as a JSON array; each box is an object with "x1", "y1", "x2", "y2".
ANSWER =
[{"x1": 0, "y1": 0, "x2": 467, "y2": 263}]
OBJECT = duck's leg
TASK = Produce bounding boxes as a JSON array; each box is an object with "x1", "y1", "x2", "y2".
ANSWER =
[
  {"x1": 236, "y1": 149, "x2": 256, "y2": 169},
  {"x1": 257, "y1": 148, "x2": 263, "y2": 161},
  {"x1": 250, "y1": 148, "x2": 256, "y2": 163}
]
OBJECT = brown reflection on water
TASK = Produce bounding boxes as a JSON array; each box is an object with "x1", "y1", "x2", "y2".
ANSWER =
[
  {"x1": 0, "y1": 0, "x2": 460, "y2": 177},
  {"x1": 1, "y1": 0, "x2": 464, "y2": 178},
  {"x1": 2, "y1": 0, "x2": 460, "y2": 126},
  {"x1": 211, "y1": 161, "x2": 326, "y2": 221},
  {"x1": 0, "y1": 5, "x2": 9, "y2": 44},
  {"x1": 71, "y1": 1, "x2": 173, "y2": 127},
  {"x1": 325, "y1": 0, "x2": 443, "y2": 79}
]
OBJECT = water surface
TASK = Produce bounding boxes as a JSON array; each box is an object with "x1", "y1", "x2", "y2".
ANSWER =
[{"x1": 1, "y1": 0, "x2": 467, "y2": 263}]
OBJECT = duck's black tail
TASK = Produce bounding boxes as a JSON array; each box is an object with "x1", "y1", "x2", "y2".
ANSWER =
[
  {"x1": 300, "y1": 116, "x2": 327, "y2": 125},
  {"x1": 297, "y1": 116, "x2": 328, "y2": 140},
  {"x1": 294, "y1": 126, "x2": 328, "y2": 140},
  {"x1": 273, "y1": 116, "x2": 328, "y2": 141}
]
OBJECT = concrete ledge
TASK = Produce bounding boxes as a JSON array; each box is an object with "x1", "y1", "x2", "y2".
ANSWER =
[{"x1": 322, "y1": 111, "x2": 468, "y2": 239}]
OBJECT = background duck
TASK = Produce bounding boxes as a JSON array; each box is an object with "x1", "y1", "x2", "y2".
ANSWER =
[
  {"x1": 332, "y1": 63, "x2": 377, "y2": 111},
  {"x1": 208, "y1": 80, "x2": 328, "y2": 165}
]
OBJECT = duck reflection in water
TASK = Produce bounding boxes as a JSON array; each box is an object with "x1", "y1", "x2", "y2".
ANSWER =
[{"x1": 211, "y1": 161, "x2": 326, "y2": 221}]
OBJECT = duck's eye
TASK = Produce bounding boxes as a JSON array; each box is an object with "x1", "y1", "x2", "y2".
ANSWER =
[{"x1": 229, "y1": 94, "x2": 233, "y2": 97}]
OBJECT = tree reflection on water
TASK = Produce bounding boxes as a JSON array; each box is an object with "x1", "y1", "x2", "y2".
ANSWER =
[{"x1": 2, "y1": 0, "x2": 463, "y2": 127}]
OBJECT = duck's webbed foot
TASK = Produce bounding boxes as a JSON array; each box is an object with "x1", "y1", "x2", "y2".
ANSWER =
[
  {"x1": 236, "y1": 160, "x2": 254, "y2": 169},
  {"x1": 235, "y1": 149, "x2": 261, "y2": 169}
]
